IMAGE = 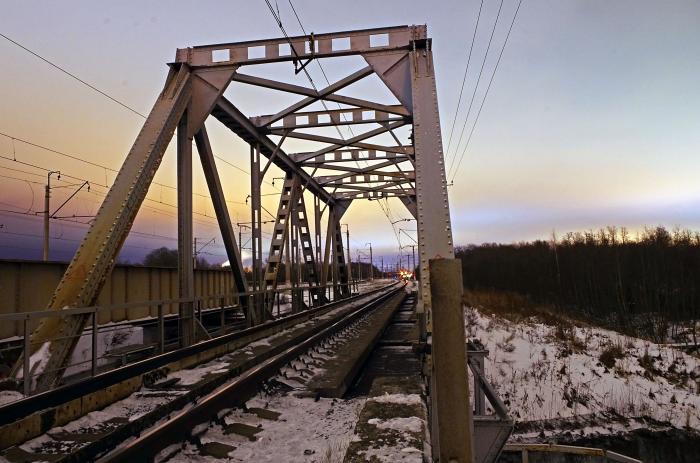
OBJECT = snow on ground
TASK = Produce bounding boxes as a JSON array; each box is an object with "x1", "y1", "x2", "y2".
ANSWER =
[
  {"x1": 171, "y1": 394, "x2": 365, "y2": 463},
  {"x1": 466, "y1": 306, "x2": 700, "y2": 433}
]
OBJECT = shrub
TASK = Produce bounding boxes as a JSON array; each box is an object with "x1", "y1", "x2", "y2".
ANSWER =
[{"x1": 599, "y1": 344, "x2": 625, "y2": 369}]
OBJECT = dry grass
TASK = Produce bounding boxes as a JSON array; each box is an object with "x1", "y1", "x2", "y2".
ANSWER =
[{"x1": 599, "y1": 342, "x2": 626, "y2": 369}]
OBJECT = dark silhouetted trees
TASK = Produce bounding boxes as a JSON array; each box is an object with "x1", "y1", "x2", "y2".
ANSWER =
[{"x1": 457, "y1": 226, "x2": 700, "y2": 341}]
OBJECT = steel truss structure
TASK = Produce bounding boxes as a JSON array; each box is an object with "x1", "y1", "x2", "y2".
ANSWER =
[{"x1": 14, "y1": 25, "x2": 505, "y2": 462}]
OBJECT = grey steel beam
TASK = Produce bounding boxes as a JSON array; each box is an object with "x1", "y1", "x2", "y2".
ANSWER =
[
  {"x1": 333, "y1": 190, "x2": 413, "y2": 199},
  {"x1": 249, "y1": 144, "x2": 264, "y2": 325},
  {"x1": 399, "y1": 196, "x2": 418, "y2": 219},
  {"x1": 232, "y1": 73, "x2": 409, "y2": 116},
  {"x1": 211, "y1": 97, "x2": 335, "y2": 205},
  {"x1": 430, "y1": 259, "x2": 474, "y2": 462},
  {"x1": 321, "y1": 179, "x2": 414, "y2": 189},
  {"x1": 252, "y1": 66, "x2": 374, "y2": 127},
  {"x1": 315, "y1": 160, "x2": 414, "y2": 180},
  {"x1": 407, "y1": 38, "x2": 471, "y2": 461},
  {"x1": 300, "y1": 149, "x2": 412, "y2": 166},
  {"x1": 194, "y1": 126, "x2": 249, "y2": 297},
  {"x1": 332, "y1": 182, "x2": 414, "y2": 193},
  {"x1": 177, "y1": 111, "x2": 196, "y2": 347},
  {"x1": 14, "y1": 65, "x2": 193, "y2": 390},
  {"x1": 314, "y1": 195, "x2": 323, "y2": 284},
  {"x1": 278, "y1": 120, "x2": 407, "y2": 162},
  {"x1": 251, "y1": 106, "x2": 406, "y2": 130},
  {"x1": 177, "y1": 25, "x2": 423, "y2": 67},
  {"x1": 310, "y1": 162, "x2": 412, "y2": 174}
]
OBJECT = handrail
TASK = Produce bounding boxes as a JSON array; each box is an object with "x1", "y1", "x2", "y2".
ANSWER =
[
  {"x1": 0, "y1": 282, "x2": 400, "y2": 423},
  {"x1": 503, "y1": 443, "x2": 643, "y2": 463},
  {"x1": 0, "y1": 280, "x2": 374, "y2": 321}
]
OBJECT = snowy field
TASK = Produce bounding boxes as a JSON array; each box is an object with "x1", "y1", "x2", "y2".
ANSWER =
[{"x1": 466, "y1": 305, "x2": 700, "y2": 440}]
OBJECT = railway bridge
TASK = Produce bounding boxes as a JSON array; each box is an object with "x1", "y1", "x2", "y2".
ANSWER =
[{"x1": 0, "y1": 26, "x2": 639, "y2": 463}]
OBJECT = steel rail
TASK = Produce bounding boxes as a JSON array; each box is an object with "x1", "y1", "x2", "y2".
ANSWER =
[
  {"x1": 98, "y1": 285, "x2": 405, "y2": 462},
  {"x1": 0, "y1": 283, "x2": 397, "y2": 427}
]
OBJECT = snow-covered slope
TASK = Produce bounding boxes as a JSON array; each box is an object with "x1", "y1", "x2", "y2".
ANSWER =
[{"x1": 465, "y1": 306, "x2": 700, "y2": 437}]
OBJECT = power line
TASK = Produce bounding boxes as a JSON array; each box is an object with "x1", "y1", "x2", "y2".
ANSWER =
[
  {"x1": 444, "y1": 0, "x2": 484, "y2": 159},
  {"x1": 445, "y1": 0, "x2": 505, "y2": 179},
  {"x1": 277, "y1": 0, "x2": 404, "y2": 250},
  {"x1": 0, "y1": 132, "x2": 248, "y2": 205},
  {"x1": 450, "y1": 0, "x2": 524, "y2": 182},
  {"x1": 0, "y1": 32, "x2": 147, "y2": 118}
]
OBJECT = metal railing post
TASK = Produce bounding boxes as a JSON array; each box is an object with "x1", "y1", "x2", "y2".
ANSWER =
[
  {"x1": 91, "y1": 311, "x2": 98, "y2": 377},
  {"x1": 157, "y1": 303, "x2": 165, "y2": 354},
  {"x1": 23, "y1": 318, "x2": 30, "y2": 396},
  {"x1": 220, "y1": 297, "x2": 225, "y2": 335}
]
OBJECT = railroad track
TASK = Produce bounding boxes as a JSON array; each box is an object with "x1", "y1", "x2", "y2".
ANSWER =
[{"x1": 1, "y1": 282, "x2": 406, "y2": 463}]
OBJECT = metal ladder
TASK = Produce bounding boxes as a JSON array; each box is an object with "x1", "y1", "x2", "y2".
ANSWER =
[
  {"x1": 332, "y1": 220, "x2": 350, "y2": 298},
  {"x1": 262, "y1": 174, "x2": 298, "y2": 315},
  {"x1": 290, "y1": 183, "x2": 323, "y2": 306}
]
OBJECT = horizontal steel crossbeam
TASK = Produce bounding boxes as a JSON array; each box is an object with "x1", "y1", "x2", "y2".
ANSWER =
[{"x1": 176, "y1": 25, "x2": 424, "y2": 67}]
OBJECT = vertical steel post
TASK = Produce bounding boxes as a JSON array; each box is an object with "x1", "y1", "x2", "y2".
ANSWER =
[
  {"x1": 314, "y1": 196, "x2": 323, "y2": 286},
  {"x1": 193, "y1": 237, "x2": 198, "y2": 270},
  {"x1": 345, "y1": 225, "x2": 352, "y2": 292},
  {"x1": 250, "y1": 144, "x2": 263, "y2": 325},
  {"x1": 177, "y1": 111, "x2": 195, "y2": 347},
  {"x1": 408, "y1": 29, "x2": 468, "y2": 460},
  {"x1": 220, "y1": 297, "x2": 225, "y2": 335},
  {"x1": 43, "y1": 184, "x2": 50, "y2": 262},
  {"x1": 91, "y1": 311, "x2": 98, "y2": 377},
  {"x1": 474, "y1": 353, "x2": 486, "y2": 416},
  {"x1": 430, "y1": 258, "x2": 473, "y2": 462},
  {"x1": 367, "y1": 243, "x2": 373, "y2": 281},
  {"x1": 290, "y1": 213, "x2": 299, "y2": 311},
  {"x1": 23, "y1": 318, "x2": 30, "y2": 396},
  {"x1": 157, "y1": 303, "x2": 164, "y2": 354}
]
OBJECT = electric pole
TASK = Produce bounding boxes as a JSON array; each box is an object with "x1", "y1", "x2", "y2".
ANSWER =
[
  {"x1": 366, "y1": 242, "x2": 373, "y2": 280},
  {"x1": 342, "y1": 224, "x2": 352, "y2": 292},
  {"x1": 43, "y1": 171, "x2": 60, "y2": 261},
  {"x1": 410, "y1": 245, "x2": 416, "y2": 279}
]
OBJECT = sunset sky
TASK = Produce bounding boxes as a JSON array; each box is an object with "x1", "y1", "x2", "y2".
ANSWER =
[{"x1": 1, "y1": 0, "x2": 699, "y2": 266}]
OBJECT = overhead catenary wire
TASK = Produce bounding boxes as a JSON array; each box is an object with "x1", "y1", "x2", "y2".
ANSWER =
[
  {"x1": 444, "y1": 0, "x2": 485, "y2": 159},
  {"x1": 445, "y1": 0, "x2": 505, "y2": 179},
  {"x1": 272, "y1": 0, "x2": 404, "y2": 250},
  {"x1": 1, "y1": 30, "x2": 284, "y2": 260},
  {"x1": 449, "y1": 0, "x2": 524, "y2": 182},
  {"x1": 0, "y1": 32, "x2": 147, "y2": 118},
  {"x1": 0, "y1": 132, "x2": 249, "y2": 205}
]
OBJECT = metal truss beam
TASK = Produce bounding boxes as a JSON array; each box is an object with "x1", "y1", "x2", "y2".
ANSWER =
[
  {"x1": 300, "y1": 149, "x2": 412, "y2": 166},
  {"x1": 176, "y1": 25, "x2": 423, "y2": 67},
  {"x1": 194, "y1": 126, "x2": 248, "y2": 296},
  {"x1": 333, "y1": 191, "x2": 411, "y2": 199},
  {"x1": 320, "y1": 174, "x2": 413, "y2": 186},
  {"x1": 177, "y1": 110, "x2": 196, "y2": 347},
  {"x1": 250, "y1": 66, "x2": 374, "y2": 127},
  {"x1": 334, "y1": 183, "x2": 415, "y2": 194},
  {"x1": 16, "y1": 65, "x2": 193, "y2": 390},
  {"x1": 232, "y1": 73, "x2": 409, "y2": 117},
  {"x1": 251, "y1": 106, "x2": 406, "y2": 131},
  {"x1": 211, "y1": 97, "x2": 335, "y2": 205},
  {"x1": 314, "y1": 158, "x2": 413, "y2": 177},
  {"x1": 284, "y1": 120, "x2": 408, "y2": 162}
]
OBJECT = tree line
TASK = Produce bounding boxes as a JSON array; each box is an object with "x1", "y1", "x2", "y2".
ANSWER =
[{"x1": 456, "y1": 226, "x2": 700, "y2": 342}]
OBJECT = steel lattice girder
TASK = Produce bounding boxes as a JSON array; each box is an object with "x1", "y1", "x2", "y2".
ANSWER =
[{"x1": 16, "y1": 30, "x2": 476, "y2": 459}]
